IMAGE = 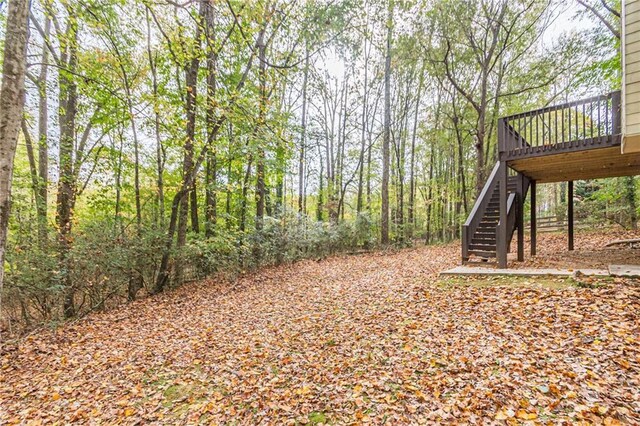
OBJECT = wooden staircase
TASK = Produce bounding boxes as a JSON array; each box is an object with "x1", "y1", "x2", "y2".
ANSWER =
[
  {"x1": 461, "y1": 91, "x2": 622, "y2": 268},
  {"x1": 467, "y1": 175, "x2": 521, "y2": 259},
  {"x1": 462, "y1": 162, "x2": 529, "y2": 266}
]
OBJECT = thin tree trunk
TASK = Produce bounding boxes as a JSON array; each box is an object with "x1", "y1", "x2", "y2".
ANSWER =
[
  {"x1": 255, "y1": 28, "x2": 267, "y2": 233},
  {"x1": 205, "y1": 1, "x2": 218, "y2": 237},
  {"x1": 226, "y1": 123, "x2": 233, "y2": 227},
  {"x1": 317, "y1": 147, "x2": 324, "y2": 221},
  {"x1": 298, "y1": 47, "x2": 309, "y2": 215},
  {"x1": 381, "y1": 0, "x2": 393, "y2": 245},
  {"x1": 408, "y1": 72, "x2": 422, "y2": 234},
  {"x1": 146, "y1": 9, "x2": 165, "y2": 225},
  {"x1": 36, "y1": 16, "x2": 50, "y2": 245},
  {"x1": 357, "y1": 23, "x2": 370, "y2": 214},
  {"x1": 240, "y1": 155, "x2": 253, "y2": 233},
  {"x1": 58, "y1": 11, "x2": 79, "y2": 319},
  {"x1": 625, "y1": 176, "x2": 638, "y2": 229},
  {"x1": 113, "y1": 133, "x2": 124, "y2": 231}
]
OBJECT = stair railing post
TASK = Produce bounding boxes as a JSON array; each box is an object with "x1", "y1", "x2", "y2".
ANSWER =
[
  {"x1": 568, "y1": 180, "x2": 574, "y2": 251},
  {"x1": 517, "y1": 174, "x2": 524, "y2": 261},
  {"x1": 462, "y1": 225, "x2": 468, "y2": 263},
  {"x1": 531, "y1": 180, "x2": 537, "y2": 256},
  {"x1": 497, "y1": 117, "x2": 509, "y2": 268},
  {"x1": 612, "y1": 90, "x2": 621, "y2": 136},
  {"x1": 497, "y1": 161, "x2": 508, "y2": 268},
  {"x1": 498, "y1": 118, "x2": 506, "y2": 154}
]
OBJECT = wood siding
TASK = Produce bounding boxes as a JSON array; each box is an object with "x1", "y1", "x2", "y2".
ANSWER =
[{"x1": 624, "y1": 0, "x2": 640, "y2": 152}]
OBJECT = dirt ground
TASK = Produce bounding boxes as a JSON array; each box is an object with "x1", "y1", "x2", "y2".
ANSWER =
[
  {"x1": 509, "y1": 227, "x2": 640, "y2": 269},
  {"x1": 1, "y1": 230, "x2": 639, "y2": 424}
]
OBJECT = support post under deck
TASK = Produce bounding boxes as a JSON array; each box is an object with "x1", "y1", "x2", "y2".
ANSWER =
[
  {"x1": 498, "y1": 161, "x2": 508, "y2": 268},
  {"x1": 517, "y1": 175, "x2": 524, "y2": 261},
  {"x1": 568, "y1": 180, "x2": 574, "y2": 251},
  {"x1": 531, "y1": 181, "x2": 537, "y2": 256}
]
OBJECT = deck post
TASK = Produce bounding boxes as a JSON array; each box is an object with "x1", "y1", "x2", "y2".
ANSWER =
[
  {"x1": 612, "y1": 90, "x2": 621, "y2": 135},
  {"x1": 498, "y1": 161, "x2": 508, "y2": 268},
  {"x1": 568, "y1": 180, "x2": 574, "y2": 251},
  {"x1": 517, "y1": 175, "x2": 524, "y2": 261},
  {"x1": 530, "y1": 180, "x2": 537, "y2": 256}
]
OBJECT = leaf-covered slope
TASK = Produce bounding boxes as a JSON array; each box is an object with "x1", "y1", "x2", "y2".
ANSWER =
[{"x1": 1, "y1": 239, "x2": 639, "y2": 424}]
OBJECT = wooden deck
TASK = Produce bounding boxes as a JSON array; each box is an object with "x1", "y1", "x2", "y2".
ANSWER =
[
  {"x1": 499, "y1": 91, "x2": 638, "y2": 182},
  {"x1": 509, "y1": 144, "x2": 640, "y2": 183}
]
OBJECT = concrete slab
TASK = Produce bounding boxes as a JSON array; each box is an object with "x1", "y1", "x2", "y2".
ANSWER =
[
  {"x1": 608, "y1": 264, "x2": 640, "y2": 277},
  {"x1": 440, "y1": 266, "x2": 609, "y2": 277}
]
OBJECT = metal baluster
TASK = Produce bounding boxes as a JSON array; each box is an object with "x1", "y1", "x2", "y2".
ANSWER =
[
  {"x1": 575, "y1": 104, "x2": 579, "y2": 147},
  {"x1": 568, "y1": 104, "x2": 572, "y2": 146},
  {"x1": 590, "y1": 101, "x2": 594, "y2": 144},
  {"x1": 553, "y1": 108, "x2": 558, "y2": 146},
  {"x1": 562, "y1": 106, "x2": 565, "y2": 145},
  {"x1": 597, "y1": 97, "x2": 601, "y2": 142},
  {"x1": 584, "y1": 102, "x2": 587, "y2": 143},
  {"x1": 536, "y1": 112, "x2": 539, "y2": 150}
]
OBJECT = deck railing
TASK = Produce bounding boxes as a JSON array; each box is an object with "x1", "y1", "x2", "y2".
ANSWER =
[{"x1": 499, "y1": 91, "x2": 621, "y2": 159}]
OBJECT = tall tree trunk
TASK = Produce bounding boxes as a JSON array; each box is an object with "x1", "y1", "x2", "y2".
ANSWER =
[
  {"x1": 146, "y1": 9, "x2": 165, "y2": 226},
  {"x1": 338, "y1": 74, "x2": 348, "y2": 221},
  {"x1": 408, "y1": 71, "x2": 422, "y2": 234},
  {"x1": 36, "y1": 16, "x2": 50, "y2": 245},
  {"x1": 57, "y1": 11, "x2": 79, "y2": 319},
  {"x1": 298, "y1": 47, "x2": 309, "y2": 215},
  {"x1": 381, "y1": 0, "x2": 393, "y2": 245},
  {"x1": 317, "y1": 146, "x2": 324, "y2": 222},
  {"x1": 240, "y1": 155, "x2": 253, "y2": 233},
  {"x1": 255, "y1": 28, "x2": 267, "y2": 232},
  {"x1": 226, "y1": 123, "x2": 233, "y2": 227},
  {"x1": 0, "y1": 0, "x2": 30, "y2": 320},
  {"x1": 625, "y1": 176, "x2": 638, "y2": 230},
  {"x1": 357, "y1": 34, "x2": 370, "y2": 214},
  {"x1": 113, "y1": 132, "x2": 124, "y2": 230},
  {"x1": 205, "y1": 1, "x2": 218, "y2": 237},
  {"x1": 175, "y1": 1, "x2": 204, "y2": 284}
]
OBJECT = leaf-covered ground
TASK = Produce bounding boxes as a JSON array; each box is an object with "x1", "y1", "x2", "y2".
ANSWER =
[{"x1": 1, "y1": 231, "x2": 639, "y2": 424}]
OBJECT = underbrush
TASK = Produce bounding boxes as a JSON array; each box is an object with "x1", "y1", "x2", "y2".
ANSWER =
[{"x1": 1, "y1": 213, "x2": 378, "y2": 336}]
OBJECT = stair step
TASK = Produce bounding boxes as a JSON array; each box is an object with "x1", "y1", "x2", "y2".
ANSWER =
[
  {"x1": 473, "y1": 233, "x2": 495, "y2": 239},
  {"x1": 470, "y1": 244, "x2": 496, "y2": 251},
  {"x1": 469, "y1": 249, "x2": 497, "y2": 258},
  {"x1": 464, "y1": 259, "x2": 497, "y2": 266},
  {"x1": 471, "y1": 235, "x2": 496, "y2": 241},
  {"x1": 479, "y1": 222, "x2": 498, "y2": 227}
]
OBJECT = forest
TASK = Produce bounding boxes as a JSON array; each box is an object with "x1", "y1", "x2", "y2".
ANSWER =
[{"x1": 0, "y1": 0, "x2": 633, "y2": 332}]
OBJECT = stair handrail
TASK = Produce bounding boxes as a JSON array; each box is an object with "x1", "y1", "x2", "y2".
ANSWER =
[{"x1": 462, "y1": 161, "x2": 501, "y2": 260}]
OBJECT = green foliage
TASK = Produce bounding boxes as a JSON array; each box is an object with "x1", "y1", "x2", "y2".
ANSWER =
[{"x1": 575, "y1": 177, "x2": 638, "y2": 229}]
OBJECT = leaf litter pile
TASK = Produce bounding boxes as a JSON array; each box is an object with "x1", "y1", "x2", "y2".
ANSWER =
[{"x1": 1, "y1": 232, "x2": 640, "y2": 424}]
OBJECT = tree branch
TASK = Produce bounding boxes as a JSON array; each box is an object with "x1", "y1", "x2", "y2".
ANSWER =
[{"x1": 577, "y1": 0, "x2": 620, "y2": 40}]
